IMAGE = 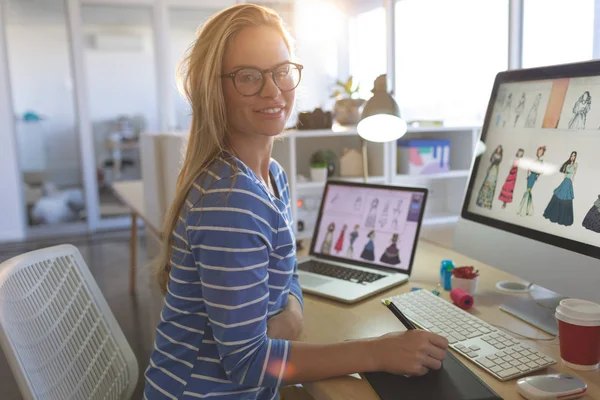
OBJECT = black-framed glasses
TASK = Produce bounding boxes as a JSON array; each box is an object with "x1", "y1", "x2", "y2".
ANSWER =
[{"x1": 221, "y1": 62, "x2": 303, "y2": 96}]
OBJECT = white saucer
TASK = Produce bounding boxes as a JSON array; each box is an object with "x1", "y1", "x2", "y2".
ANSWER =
[{"x1": 496, "y1": 281, "x2": 533, "y2": 293}]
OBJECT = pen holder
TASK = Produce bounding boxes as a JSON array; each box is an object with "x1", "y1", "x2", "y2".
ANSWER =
[{"x1": 450, "y1": 275, "x2": 478, "y2": 296}]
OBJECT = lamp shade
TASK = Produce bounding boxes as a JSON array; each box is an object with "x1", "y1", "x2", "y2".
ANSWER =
[{"x1": 357, "y1": 74, "x2": 407, "y2": 143}]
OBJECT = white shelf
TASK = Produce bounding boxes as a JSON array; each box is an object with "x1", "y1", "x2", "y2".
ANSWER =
[
  {"x1": 284, "y1": 124, "x2": 479, "y2": 139},
  {"x1": 405, "y1": 125, "x2": 480, "y2": 133},
  {"x1": 296, "y1": 175, "x2": 387, "y2": 190},
  {"x1": 270, "y1": 125, "x2": 479, "y2": 240},
  {"x1": 422, "y1": 212, "x2": 460, "y2": 226},
  {"x1": 283, "y1": 124, "x2": 358, "y2": 139},
  {"x1": 393, "y1": 170, "x2": 470, "y2": 182}
]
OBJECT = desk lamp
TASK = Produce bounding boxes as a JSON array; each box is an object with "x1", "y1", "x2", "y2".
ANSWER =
[{"x1": 357, "y1": 74, "x2": 408, "y2": 182}]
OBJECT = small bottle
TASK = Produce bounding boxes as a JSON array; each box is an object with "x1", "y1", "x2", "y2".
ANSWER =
[
  {"x1": 440, "y1": 260, "x2": 455, "y2": 290},
  {"x1": 440, "y1": 260, "x2": 451, "y2": 285}
]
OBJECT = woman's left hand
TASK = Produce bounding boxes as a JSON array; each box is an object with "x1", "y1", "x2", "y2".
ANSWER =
[{"x1": 267, "y1": 295, "x2": 304, "y2": 341}]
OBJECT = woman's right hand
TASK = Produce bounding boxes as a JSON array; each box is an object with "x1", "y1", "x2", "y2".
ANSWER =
[{"x1": 373, "y1": 330, "x2": 449, "y2": 376}]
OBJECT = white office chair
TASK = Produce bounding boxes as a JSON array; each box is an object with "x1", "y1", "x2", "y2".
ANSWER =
[{"x1": 0, "y1": 244, "x2": 138, "y2": 400}]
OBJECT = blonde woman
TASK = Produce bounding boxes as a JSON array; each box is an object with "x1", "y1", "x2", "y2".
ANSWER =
[{"x1": 144, "y1": 5, "x2": 448, "y2": 400}]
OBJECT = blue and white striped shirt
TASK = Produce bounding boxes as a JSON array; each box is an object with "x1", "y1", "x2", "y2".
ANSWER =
[{"x1": 144, "y1": 153, "x2": 303, "y2": 400}]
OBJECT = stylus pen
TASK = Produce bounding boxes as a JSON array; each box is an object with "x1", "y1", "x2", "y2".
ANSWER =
[{"x1": 384, "y1": 299, "x2": 417, "y2": 330}]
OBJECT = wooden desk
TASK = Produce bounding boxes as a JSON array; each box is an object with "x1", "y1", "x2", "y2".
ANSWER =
[
  {"x1": 111, "y1": 180, "x2": 161, "y2": 294},
  {"x1": 299, "y1": 240, "x2": 600, "y2": 400},
  {"x1": 110, "y1": 180, "x2": 599, "y2": 398}
]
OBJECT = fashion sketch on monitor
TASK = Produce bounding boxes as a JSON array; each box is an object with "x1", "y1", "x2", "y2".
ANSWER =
[
  {"x1": 346, "y1": 224, "x2": 360, "y2": 257},
  {"x1": 499, "y1": 148, "x2": 524, "y2": 208},
  {"x1": 568, "y1": 91, "x2": 591, "y2": 130},
  {"x1": 354, "y1": 195, "x2": 363, "y2": 211},
  {"x1": 334, "y1": 224, "x2": 347, "y2": 253},
  {"x1": 517, "y1": 146, "x2": 546, "y2": 216},
  {"x1": 498, "y1": 93, "x2": 512, "y2": 127},
  {"x1": 514, "y1": 93, "x2": 526, "y2": 127},
  {"x1": 476, "y1": 145, "x2": 503, "y2": 209},
  {"x1": 379, "y1": 233, "x2": 401, "y2": 265},
  {"x1": 320, "y1": 222, "x2": 335, "y2": 254},
  {"x1": 524, "y1": 93, "x2": 542, "y2": 128},
  {"x1": 391, "y1": 200, "x2": 403, "y2": 230},
  {"x1": 360, "y1": 230, "x2": 376, "y2": 261},
  {"x1": 494, "y1": 92, "x2": 505, "y2": 126},
  {"x1": 365, "y1": 198, "x2": 379, "y2": 228},
  {"x1": 543, "y1": 151, "x2": 578, "y2": 226},
  {"x1": 582, "y1": 195, "x2": 600, "y2": 233},
  {"x1": 378, "y1": 200, "x2": 390, "y2": 228},
  {"x1": 329, "y1": 193, "x2": 339, "y2": 204}
]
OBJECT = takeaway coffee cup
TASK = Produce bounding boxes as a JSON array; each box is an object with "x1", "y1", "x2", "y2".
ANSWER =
[{"x1": 555, "y1": 298, "x2": 600, "y2": 370}]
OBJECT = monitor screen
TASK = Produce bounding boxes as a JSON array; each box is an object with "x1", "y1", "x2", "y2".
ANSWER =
[
  {"x1": 310, "y1": 182, "x2": 427, "y2": 273},
  {"x1": 463, "y1": 63, "x2": 600, "y2": 258}
]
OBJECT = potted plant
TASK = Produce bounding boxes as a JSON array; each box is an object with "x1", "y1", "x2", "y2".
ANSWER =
[
  {"x1": 310, "y1": 150, "x2": 336, "y2": 182},
  {"x1": 331, "y1": 76, "x2": 365, "y2": 125}
]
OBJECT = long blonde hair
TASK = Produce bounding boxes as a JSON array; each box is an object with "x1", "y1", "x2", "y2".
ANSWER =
[{"x1": 154, "y1": 4, "x2": 295, "y2": 294}]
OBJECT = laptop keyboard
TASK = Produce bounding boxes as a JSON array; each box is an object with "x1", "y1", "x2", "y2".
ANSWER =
[{"x1": 299, "y1": 261, "x2": 385, "y2": 284}]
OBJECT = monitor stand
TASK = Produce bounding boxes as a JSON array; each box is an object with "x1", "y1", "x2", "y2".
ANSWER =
[{"x1": 498, "y1": 284, "x2": 565, "y2": 336}]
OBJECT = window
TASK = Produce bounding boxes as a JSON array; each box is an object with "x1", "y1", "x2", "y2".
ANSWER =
[
  {"x1": 348, "y1": 6, "x2": 386, "y2": 100},
  {"x1": 294, "y1": 0, "x2": 343, "y2": 114},
  {"x1": 395, "y1": 0, "x2": 509, "y2": 124},
  {"x1": 81, "y1": 4, "x2": 158, "y2": 219},
  {"x1": 169, "y1": 8, "x2": 215, "y2": 131},
  {"x1": 522, "y1": 0, "x2": 595, "y2": 68},
  {"x1": 5, "y1": 0, "x2": 86, "y2": 227}
]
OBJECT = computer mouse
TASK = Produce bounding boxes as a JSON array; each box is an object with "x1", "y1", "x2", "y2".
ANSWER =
[{"x1": 516, "y1": 374, "x2": 587, "y2": 400}]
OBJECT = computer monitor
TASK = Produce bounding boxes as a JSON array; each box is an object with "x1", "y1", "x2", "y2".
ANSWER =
[{"x1": 454, "y1": 60, "x2": 600, "y2": 334}]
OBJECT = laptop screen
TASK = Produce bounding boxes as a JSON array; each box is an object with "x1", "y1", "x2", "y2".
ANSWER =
[{"x1": 310, "y1": 182, "x2": 427, "y2": 273}]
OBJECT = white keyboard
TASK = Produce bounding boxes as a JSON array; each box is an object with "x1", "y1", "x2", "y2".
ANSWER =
[{"x1": 385, "y1": 289, "x2": 556, "y2": 381}]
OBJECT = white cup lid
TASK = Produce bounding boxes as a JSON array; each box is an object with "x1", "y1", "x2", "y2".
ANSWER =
[{"x1": 555, "y1": 299, "x2": 600, "y2": 327}]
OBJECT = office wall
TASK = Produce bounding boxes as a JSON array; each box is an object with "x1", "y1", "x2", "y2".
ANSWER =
[
  {"x1": 0, "y1": 3, "x2": 25, "y2": 242},
  {"x1": 83, "y1": 24, "x2": 159, "y2": 171},
  {"x1": 6, "y1": 22, "x2": 160, "y2": 187},
  {"x1": 6, "y1": 3, "x2": 342, "y2": 160},
  {"x1": 85, "y1": 31, "x2": 158, "y2": 128},
  {"x1": 595, "y1": 0, "x2": 600, "y2": 59},
  {"x1": 6, "y1": 24, "x2": 82, "y2": 187}
]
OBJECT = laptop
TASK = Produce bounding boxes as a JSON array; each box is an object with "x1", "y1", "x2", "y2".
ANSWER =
[{"x1": 297, "y1": 181, "x2": 427, "y2": 303}]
